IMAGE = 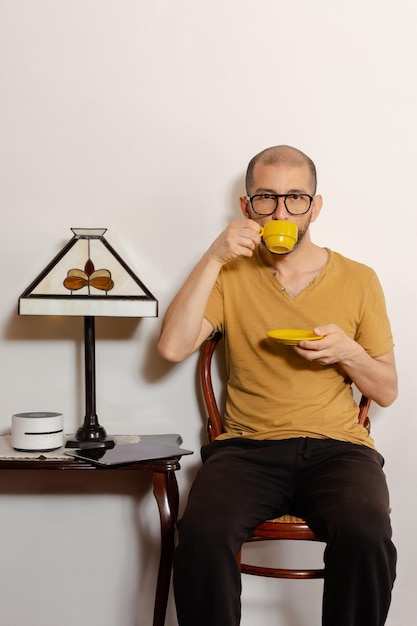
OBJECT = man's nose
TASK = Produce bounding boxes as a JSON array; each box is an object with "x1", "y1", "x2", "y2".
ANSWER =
[{"x1": 272, "y1": 197, "x2": 288, "y2": 219}]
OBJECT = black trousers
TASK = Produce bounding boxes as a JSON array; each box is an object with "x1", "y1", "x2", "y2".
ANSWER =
[{"x1": 174, "y1": 437, "x2": 396, "y2": 626}]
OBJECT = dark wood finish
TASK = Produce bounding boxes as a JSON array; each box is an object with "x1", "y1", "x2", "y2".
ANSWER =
[
  {"x1": 200, "y1": 331, "x2": 372, "y2": 580},
  {"x1": 152, "y1": 469, "x2": 179, "y2": 625},
  {"x1": 0, "y1": 453, "x2": 180, "y2": 626},
  {"x1": 66, "y1": 315, "x2": 113, "y2": 447}
]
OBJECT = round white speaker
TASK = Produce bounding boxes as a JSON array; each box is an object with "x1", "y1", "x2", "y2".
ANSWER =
[{"x1": 12, "y1": 412, "x2": 64, "y2": 452}]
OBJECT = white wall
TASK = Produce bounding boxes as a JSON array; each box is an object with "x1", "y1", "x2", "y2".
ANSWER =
[{"x1": 0, "y1": 1, "x2": 415, "y2": 624}]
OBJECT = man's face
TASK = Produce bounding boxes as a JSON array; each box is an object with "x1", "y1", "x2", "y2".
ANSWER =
[{"x1": 240, "y1": 161, "x2": 322, "y2": 246}]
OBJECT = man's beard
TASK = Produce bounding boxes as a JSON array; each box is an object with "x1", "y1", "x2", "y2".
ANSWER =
[{"x1": 294, "y1": 214, "x2": 312, "y2": 248}]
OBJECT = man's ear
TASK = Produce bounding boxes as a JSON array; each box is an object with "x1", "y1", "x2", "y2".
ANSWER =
[
  {"x1": 310, "y1": 194, "x2": 323, "y2": 223},
  {"x1": 239, "y1": 195, "x2": 251, "y2": 218}
]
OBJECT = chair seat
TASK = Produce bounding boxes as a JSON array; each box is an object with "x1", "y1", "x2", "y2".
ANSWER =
[
  {"x1": 270, "y1": 514, "x2": 306, "y2": 523},
  {"x1": 249, "y1": 515, "x2": 320, "y2": 541}
]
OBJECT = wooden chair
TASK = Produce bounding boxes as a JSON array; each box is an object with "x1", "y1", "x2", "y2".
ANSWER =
[{"x1": 200, "y1": 331, "x2": 372, "y2": 580}]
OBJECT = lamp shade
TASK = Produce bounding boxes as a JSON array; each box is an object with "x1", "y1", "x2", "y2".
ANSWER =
[{"x1": 19, "y1": 228, "x2": 158, "y2": 317}]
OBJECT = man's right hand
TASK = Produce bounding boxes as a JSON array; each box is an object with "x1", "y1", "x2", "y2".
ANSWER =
[
  {"x1": 207, "y1": 219, "x2": 262, "y2": 266},
  {"x1": 158, "y1": 219, "x2": 261, "y2": 362}
]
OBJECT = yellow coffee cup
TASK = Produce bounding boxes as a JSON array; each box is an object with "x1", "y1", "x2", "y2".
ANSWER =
[{"x1": 259, "y1": 220, "x2": 298, "y2": 254}]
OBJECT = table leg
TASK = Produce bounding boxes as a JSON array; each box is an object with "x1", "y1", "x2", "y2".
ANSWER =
[{"x1": 152, "y1": 470, "x2": 179, "y2": 626}]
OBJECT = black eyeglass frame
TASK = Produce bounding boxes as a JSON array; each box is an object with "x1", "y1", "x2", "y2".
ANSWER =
[{"x1": 246, "y1": 193, "x2": 314, "y2": 216}]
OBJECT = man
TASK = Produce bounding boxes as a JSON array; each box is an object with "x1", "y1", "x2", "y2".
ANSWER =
[{"x1": 158, "y1": 145, "x2": 397, "y2": 626}]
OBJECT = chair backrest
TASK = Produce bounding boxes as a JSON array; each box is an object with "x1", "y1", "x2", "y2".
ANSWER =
[{"x1": 200, "y1": 331, "x2": 371, "y2": 443}]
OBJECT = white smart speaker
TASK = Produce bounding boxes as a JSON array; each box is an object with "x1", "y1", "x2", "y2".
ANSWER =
[{"x1": 12, "y1": 412, "x2": 64, "y2": 452}]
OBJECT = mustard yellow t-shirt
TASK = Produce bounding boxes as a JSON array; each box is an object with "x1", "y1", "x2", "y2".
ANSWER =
[{"x1": 204, "y1": 248, "x2": 394, "y2": 449}]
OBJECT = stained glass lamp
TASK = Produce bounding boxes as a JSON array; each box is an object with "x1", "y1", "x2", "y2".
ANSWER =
[{"x1": 19, "y1": 228, "x2": 158, "y2": 449}]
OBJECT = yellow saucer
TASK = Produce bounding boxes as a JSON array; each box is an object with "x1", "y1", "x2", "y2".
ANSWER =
[{"x1": 267, "y1": 329, "x2": 323, "y2": 345}]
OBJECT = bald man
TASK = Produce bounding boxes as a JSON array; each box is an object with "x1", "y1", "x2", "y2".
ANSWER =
[{"x1": 158, "y1": 145, "x2": 397, "y2": 626}]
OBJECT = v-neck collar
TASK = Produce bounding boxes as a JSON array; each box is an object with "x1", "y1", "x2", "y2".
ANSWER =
[{"x1": 255, "y1": 246, "x2": 332, "y2": 300}]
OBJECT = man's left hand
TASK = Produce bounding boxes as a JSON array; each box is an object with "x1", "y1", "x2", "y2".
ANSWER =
[{"x1": 294, "y1": 324, "x2": 362, "y2": 365}]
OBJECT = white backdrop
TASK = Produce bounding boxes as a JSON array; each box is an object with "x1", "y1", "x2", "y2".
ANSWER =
[{"x1": 0, "y1": 1, "x2": 416, "y2": 625}]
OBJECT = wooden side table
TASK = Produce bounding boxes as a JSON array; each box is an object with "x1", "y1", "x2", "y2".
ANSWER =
[{"x1": 0, "y1": 436, "x2": 182, "y2": 626}]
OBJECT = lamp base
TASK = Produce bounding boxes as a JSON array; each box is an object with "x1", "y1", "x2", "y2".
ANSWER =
[
  {"x1": 65, "y1": 436, "x2": 116, "y2": 450},
  {"x1": 65, "y1": 419, "x2": 116, "y2": 449}
]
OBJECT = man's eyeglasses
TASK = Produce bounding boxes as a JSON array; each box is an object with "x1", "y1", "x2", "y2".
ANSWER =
[{"x1": 246, "y1": 193, "x2": 314, "y2": 216}]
